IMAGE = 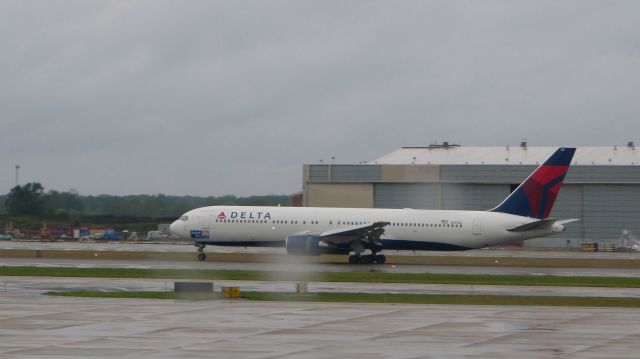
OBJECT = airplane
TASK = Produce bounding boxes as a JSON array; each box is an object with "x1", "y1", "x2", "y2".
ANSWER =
[{"x1": 170, "y1": 147, "x2": 578, "y2": 263}]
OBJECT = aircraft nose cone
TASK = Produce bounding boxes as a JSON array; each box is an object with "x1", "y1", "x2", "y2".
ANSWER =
[{"x1": 170, "y1": 220, "x2": 185, "y2": 239}]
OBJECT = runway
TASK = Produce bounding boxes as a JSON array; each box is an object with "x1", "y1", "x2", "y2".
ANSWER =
[
  {"x1": 2, "y1": 293, "x2": 640, "y2": 358},
  {"x1": 3, "y1": 240, "x2": 640, "y2": 259},
  {"x1": 3, "y1": 243, "x2": 640, "y2": 297},
  {"x1": 2, "y1": 256, "x2": 640, "y2": 278}
]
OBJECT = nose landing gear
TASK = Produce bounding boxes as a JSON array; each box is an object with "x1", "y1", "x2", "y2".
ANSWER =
[{"x1": 196, "y1": 243, "x2": 207, "y2": 261}]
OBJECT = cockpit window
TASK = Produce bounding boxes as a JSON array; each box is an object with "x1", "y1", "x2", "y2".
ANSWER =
[{"x1": 180, "y1": 216, "x2": 188, "y2": 221}]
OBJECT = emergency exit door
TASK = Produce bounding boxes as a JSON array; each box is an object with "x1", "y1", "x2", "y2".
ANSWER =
[{"x1": 472, "y1": 219, "x2": 482, "y2": 235}]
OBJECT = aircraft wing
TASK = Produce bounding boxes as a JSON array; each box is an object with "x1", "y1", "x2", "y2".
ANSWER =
[{"x1": 318, "y1": 221, "x2": 390, "y2": 245}]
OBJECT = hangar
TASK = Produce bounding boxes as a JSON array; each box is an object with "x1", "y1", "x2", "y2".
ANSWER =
[{"x1": 302, "y1": 142, "x2": 640, "y2": 247}]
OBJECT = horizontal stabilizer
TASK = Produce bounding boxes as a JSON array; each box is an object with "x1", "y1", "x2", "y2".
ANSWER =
[
  {"x1": 507, "y1": 218, "x2": 557, "y2": 232},
  {"x1": 557, "y1": 219, "x2": 580, "y2": 225},
  {"x1": 507, "y1": 218, "x2": 580, "y2": 232}
]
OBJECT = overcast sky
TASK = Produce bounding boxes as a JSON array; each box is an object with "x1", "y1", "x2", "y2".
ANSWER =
[{"x1": 2, "y1": 1, "x2": 640, "y2": 196}]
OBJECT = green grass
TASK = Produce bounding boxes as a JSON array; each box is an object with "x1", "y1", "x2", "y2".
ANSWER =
[
  {"x1": 44, "y1": 290, "x2": 640, "y2": 308},
  {"x1": 5, "y1": 265, "x2": 640, "y2": 288}
]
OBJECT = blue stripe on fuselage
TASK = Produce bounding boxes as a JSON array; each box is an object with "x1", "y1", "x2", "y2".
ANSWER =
[
  {"x1": 198, "y1": 240, "x2": 472, "y2": 252},
  {"x1": 378, "y1": 239, "x2": 471, "y2": 251}
]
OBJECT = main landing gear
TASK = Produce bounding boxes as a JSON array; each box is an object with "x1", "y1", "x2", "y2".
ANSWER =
[
  {"x1": 348, "y1": 253, "x2": 386, "y2": 264},
  {"x1": 196, "y1": 243, "x2": 207, "y2": 261}
]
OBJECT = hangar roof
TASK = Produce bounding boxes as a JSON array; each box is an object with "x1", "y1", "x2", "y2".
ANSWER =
[{"x1": 373, "y1": 144, "x2": 640, "y2": 166}]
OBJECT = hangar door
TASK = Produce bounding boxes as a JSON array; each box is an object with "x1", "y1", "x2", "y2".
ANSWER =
[{"x1": 374, "y1": 184, "x2": 441, "y2": 209}]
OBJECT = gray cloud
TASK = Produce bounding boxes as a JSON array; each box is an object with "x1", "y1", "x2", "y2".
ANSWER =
[{"x1": 1, "y1": 1, "x2": 639, "y2": 195}]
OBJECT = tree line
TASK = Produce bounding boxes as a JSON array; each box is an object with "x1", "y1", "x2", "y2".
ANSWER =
[{"x1": 1, "y1": 182, "x2": 290, "y2": 218}]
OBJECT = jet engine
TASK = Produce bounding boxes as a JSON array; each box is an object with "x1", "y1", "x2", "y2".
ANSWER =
[{"x1": 285, "y1": 234, "x2": 322, "y2": 256}]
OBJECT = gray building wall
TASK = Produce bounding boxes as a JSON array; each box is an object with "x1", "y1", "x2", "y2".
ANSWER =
[{"x1": 374, "y1": 183, "x2": 508, "y2": 211}]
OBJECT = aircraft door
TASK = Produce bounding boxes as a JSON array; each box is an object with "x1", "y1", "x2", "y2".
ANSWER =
[
  {"x1": 472, "y1": 219, "x2": 482, "y2": 235},
  {"x1": 200, "y1": 215, "x2": 212, "y2": 229}
]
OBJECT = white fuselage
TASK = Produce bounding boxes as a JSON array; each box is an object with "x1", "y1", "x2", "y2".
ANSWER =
[{"x1": 170, "y1": 206, "x2": 563, "y2": 251}]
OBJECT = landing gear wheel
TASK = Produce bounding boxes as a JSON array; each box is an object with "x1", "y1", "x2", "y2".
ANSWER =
[
  {"x1": 197, "y1": 252, "x2": 207, "y2": 261},
  {"x1": 375, "y1": 254, "x2": 386, "y2": 264},
  {"x1": 360, "y1": 255, "x2": 375, "y2": 264},
  {"x1": 348, "y1": 255, "x2": 360, "y2": 264}
]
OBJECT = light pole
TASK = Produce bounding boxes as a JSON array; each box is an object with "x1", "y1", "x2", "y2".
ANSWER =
[{"x1": 15, "y1": 164, "x2": 19, "y2": 187}]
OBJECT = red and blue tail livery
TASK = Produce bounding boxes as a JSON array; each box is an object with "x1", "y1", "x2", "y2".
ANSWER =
[{"x1": 491, "y1": 147, "x2": 576, "y2": 219}]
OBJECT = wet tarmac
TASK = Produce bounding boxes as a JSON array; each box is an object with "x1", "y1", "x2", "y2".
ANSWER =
[
  {"x1": 2, "y1": 293, "x2": 640, "y2": 358},
  {"x1": 3, "y1": 243, "x2": 640, "y2": 357}
]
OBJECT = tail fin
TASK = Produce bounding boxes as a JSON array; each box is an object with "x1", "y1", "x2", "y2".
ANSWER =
[{"x1": 491, "y1": 147, "x2": 576, "y2": 219}]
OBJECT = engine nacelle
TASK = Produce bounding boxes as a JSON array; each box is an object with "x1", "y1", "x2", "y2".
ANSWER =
[{"x1": 286, "y1": 234, "x2": 322, "y2": 256}]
